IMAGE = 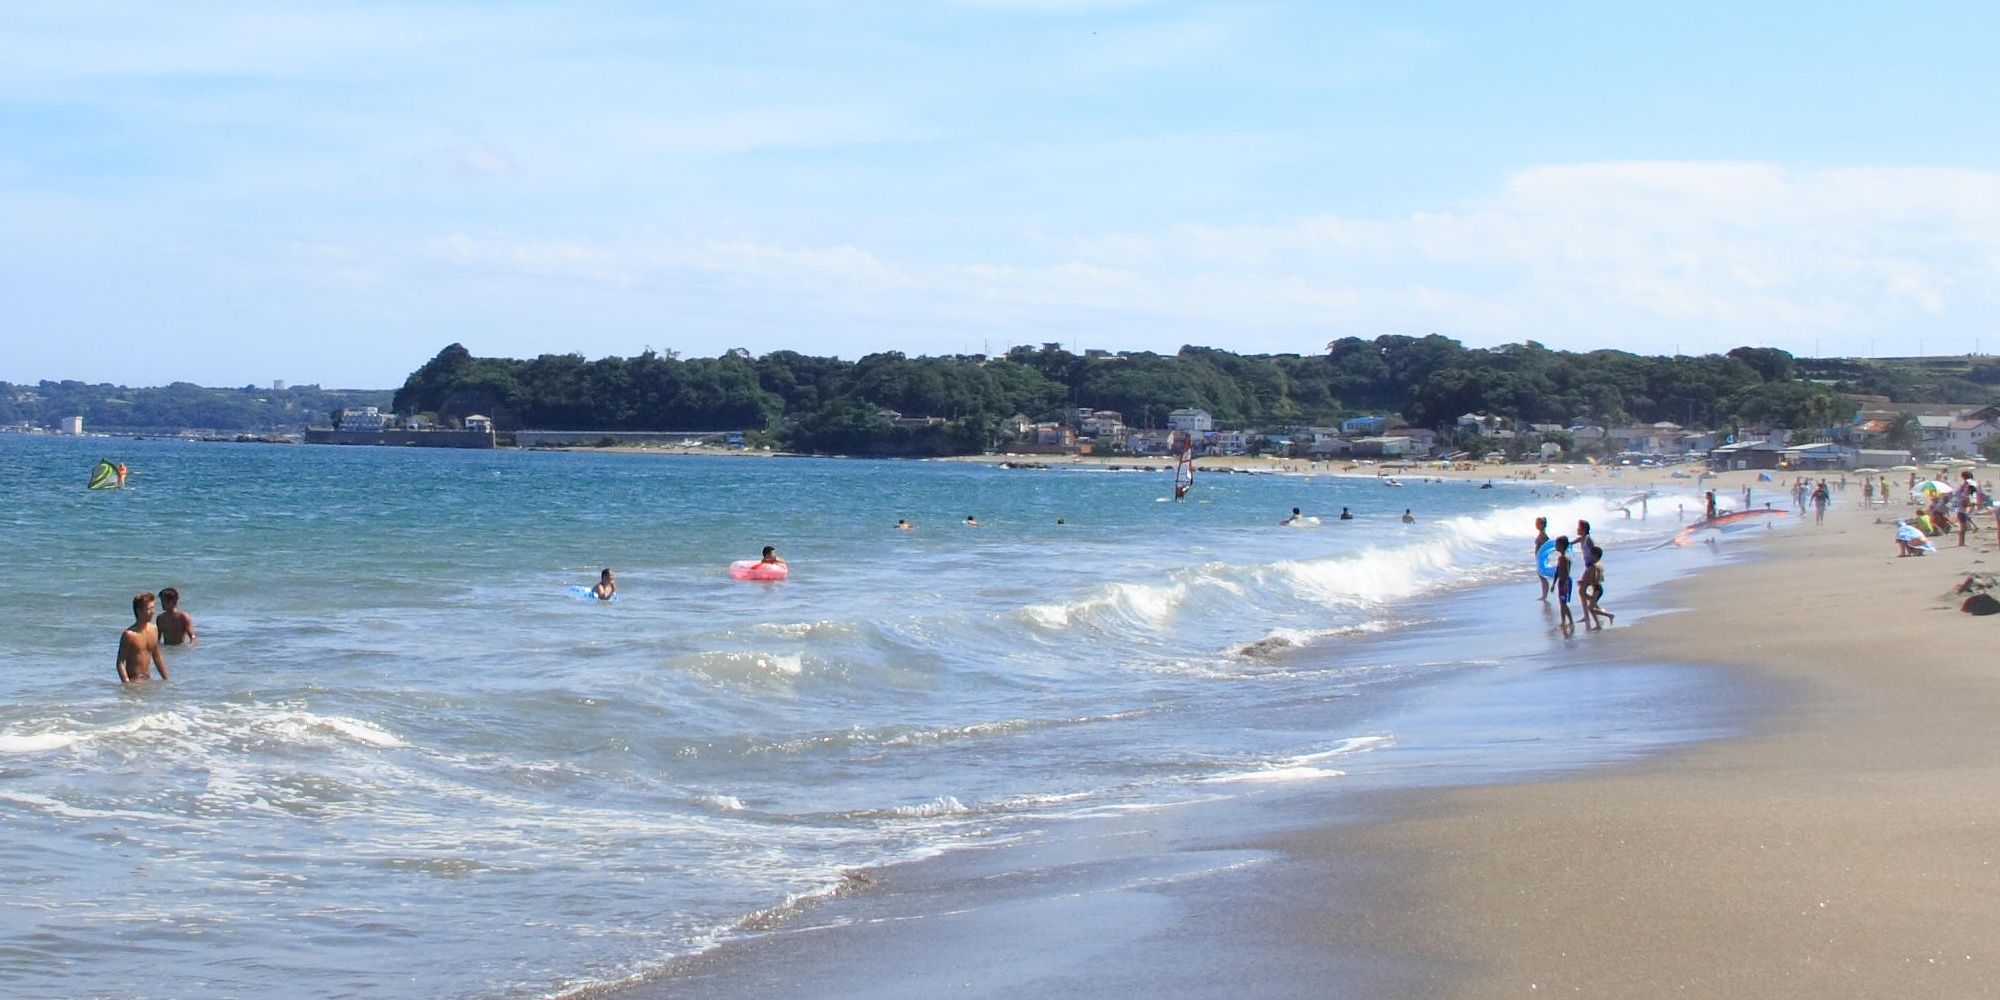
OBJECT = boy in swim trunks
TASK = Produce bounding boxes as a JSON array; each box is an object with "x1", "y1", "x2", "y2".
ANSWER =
[
  {"x1": 157, "y1": 586, "x2": 196, "y2": 645},
  {"x1": 116, "y1": 592, "x2": 169, "y2": 683}
]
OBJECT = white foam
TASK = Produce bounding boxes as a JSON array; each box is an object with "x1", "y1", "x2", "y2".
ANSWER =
[
  {"x1": 889, "y1": 795, "x2": 970, "y2": 818},
  {"x1": 695, "y1": 794, "x2": 745, "y2": 812},
  {"x1": 1202, "y1": 765, "x2": 1347, "y2": 784},
  {"x1": 0, "y1": 731, "x2": 82, "y2": 754}
]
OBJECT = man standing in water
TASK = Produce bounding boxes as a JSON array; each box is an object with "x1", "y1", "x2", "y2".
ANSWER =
[
  {"x1": 157, "y1": 586, "x2": 196, "y2": 645},
  {"x1": 116, "y1": 592, "x2": 169, "y2": 683}
]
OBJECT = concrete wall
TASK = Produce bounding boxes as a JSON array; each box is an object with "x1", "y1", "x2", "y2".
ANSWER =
[{"x1": 305, "y1": 429, "x2": 495, "y2": 448}]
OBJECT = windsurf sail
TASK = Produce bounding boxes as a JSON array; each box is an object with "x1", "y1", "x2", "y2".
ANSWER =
[
  {"x1": 1670, "y1": 507, "x2": 1786, "y2": 546},
  {"x1": 1171, "y1": 432, "x2": 1195, "y2": 501},
  {"x1": 87, "y1": 458, "x2": 118, "y2": 491}
]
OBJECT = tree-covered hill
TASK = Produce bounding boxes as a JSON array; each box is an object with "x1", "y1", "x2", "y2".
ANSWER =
[
  {"x1": 0, "y1": 381, "x2": 392, "y2": 433},
  {"x1": 392, "y1": 338, "x2": 2000, "y2": 455}
]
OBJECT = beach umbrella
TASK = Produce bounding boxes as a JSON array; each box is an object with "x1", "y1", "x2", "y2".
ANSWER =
[{"x1": 1912, "y1": 480, "x2": 1951, "y2": 496}]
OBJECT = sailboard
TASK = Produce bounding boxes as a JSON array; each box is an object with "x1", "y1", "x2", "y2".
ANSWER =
[
  {"x1": 1607, "y1": 491, "x2": 1655, "y2": 512},
  {"x1": 87, "y1": 459, "x2": 119, "y2": 491},
  {"x1": 1669, "y1": 508, "x2": 1786, "y2": 546},
  {"x1": 1170, "y1": 431, "x2": 1195, "y2": 502}
]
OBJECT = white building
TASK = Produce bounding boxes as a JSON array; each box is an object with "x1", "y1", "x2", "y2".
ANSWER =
[
  {"x1": 1079, "y1": 410, "x2": 1125, "y2": 437},
  {"x1": 336, "y1": 406, "x2": 391, "y2": 431},
  {"x1": 61, "y1": 415, "x2": 83, "y2": 435},
  {"x1": 1167, "y1": 408, "x2": 1213, "y2": 434},
  {"x1": 464, "y1": 414, "x2": 495, "y2": 433},
  {"x1": 1208, "y1": 430, "x2": 1249, "y2": 455}
]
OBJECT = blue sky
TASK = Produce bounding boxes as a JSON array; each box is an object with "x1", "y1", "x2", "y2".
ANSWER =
[{"x1": 4, "y1": 1, "x2": 1997, "y2": 387}]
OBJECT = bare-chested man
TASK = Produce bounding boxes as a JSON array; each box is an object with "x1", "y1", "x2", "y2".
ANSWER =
[
  {"x1": 157, "y1": 586, "x2": 196, "y2": 645},
  {"x1": 117, "y1": 592, "x2": 169, "y2": 684}
]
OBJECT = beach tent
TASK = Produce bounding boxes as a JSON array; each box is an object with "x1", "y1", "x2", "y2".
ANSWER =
[{"x1": 1757, "y1": 472, "x2": 1774, "y2": 481}]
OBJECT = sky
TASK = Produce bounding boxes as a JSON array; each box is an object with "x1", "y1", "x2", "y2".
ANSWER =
[{"x1": 3, "y1": 1, "x2": 1998, "y2": 388}]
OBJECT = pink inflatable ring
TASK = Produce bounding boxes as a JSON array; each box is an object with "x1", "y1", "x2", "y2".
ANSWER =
[{"x1": 729, "y1": 560, "x2": 789, "y2": 581}]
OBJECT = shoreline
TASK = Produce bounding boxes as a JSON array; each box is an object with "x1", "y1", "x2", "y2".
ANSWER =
[
  {"x1": 589, "y1": 493, "x2": 1999, "y2": 999},
  {"x1": 555, "y1": 440, "x2": 1849, "y2": 496},
  {"x1": 1343, "y1": 499, "x2": 2000, "y2": 997}
]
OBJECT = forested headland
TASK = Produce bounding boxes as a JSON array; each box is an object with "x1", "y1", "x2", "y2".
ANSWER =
[
  {"x1": 1, "y1": 381, "x2": 391, "y2": 434},
  {"x1": 391, "y1": 338, "x2": 2000, "y2": 456}
]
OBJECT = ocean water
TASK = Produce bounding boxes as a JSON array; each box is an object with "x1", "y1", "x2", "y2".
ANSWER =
[{"x1": 0, "y1": 436, "x2": 1710, "y2": 998}]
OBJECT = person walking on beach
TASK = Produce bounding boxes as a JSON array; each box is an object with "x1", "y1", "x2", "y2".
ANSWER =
[
  {"x1": 1811, "y1": 480, "x2": 1831, "y2": 525},
  {"x1": 1534, "y1": 517, "x2": 1551, "y2": 600},
  {"x1": 1705, "y1": 491, "x2": 1718, "y2": 520},
  {"x1": 1580, "y1": 544, "x2": 1614, "y2": 629},
  {"x1": 1552, "y1": 537, "x2": 1575, "y2": 635},
  {"x1": 590, "y1": 569, "x2": 616, "y2": 601},
  {"x1": 1955, "y1": 472, "x2": 1980, "y2": 546},
  {"x1": 157, "y1": 586, "x2": 196, "y2": 645},
  {"x1": 116, "y1": 592, "x2": 168, "y2": 684}
]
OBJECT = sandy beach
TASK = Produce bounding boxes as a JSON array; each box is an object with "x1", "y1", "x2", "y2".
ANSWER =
[{"x1": 1339, "y1": 496, "x2": 2000, "y2": 998}]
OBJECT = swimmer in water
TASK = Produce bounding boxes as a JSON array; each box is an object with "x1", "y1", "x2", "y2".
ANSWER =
[
  {"x1": 1279, "y1": 507, "x2": 1304, "y2": 526},
  {"x1": 896, "y1": 519, "x2": 914, "y2": 531},
  {"x1": 116, "y1": 592, "x2": 168, "y2": 683},
  {"x1": 157, "y1": 586, "x2": 196, "y2": 645},
  {"x1": 758, "y1": 546, "x2": 786, "y2": 566},
  {"x1": 1401, "y1": 508, "x2": 1415, "y2": 524},
  {"x1": 590, "y1": 569, "x2": 616, "y2": 601},
  {"x1": 964, "y1": 515, "x2": 981, "y2": 527},
  {"x1": 115, "y1": 463, "x2": 128, "y2": 489}
]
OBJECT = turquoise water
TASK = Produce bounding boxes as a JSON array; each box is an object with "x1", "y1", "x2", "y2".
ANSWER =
[{"x1": 0, "y1": 435, "x2": 1694, "y2": 998}]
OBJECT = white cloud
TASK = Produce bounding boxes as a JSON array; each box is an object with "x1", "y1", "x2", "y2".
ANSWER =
[{"x1": 377, "y1": 162, "x2": 2000, "y2": 363}]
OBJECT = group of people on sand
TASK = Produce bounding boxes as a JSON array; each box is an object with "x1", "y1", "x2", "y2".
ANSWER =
[
  {"x1": 1899, "y1": 470, "x2": 1990, "y2": 554},
  {"x1": 1534, "y1": 516, "x2": 1613, "y2": 635},
  {"x1": 115, "y1": 587, "x2": 195, "y2": 683}
]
